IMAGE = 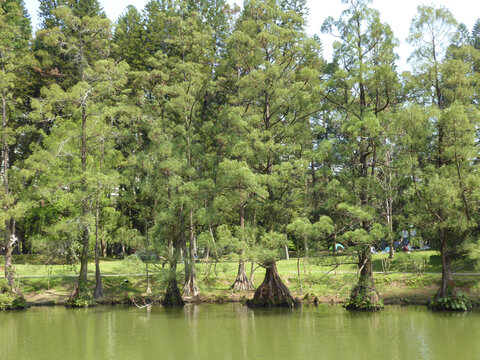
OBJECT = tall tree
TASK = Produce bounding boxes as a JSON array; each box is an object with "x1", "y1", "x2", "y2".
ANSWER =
[
  {"x1": 28, "y1": 6, "x2": 124, "y2": 303},
  {"x1": 322, "y1": 0, "x2": 398, "y2": 310},
  {"x1": 405, "y1": 5, "x2": 480, "y2": 309},
  {"x1": 0, "y1": 0, "x2": 34, "y2": 291},
  {"x1": 229, "y1": 0, "x2": 323, "y2": 306}
]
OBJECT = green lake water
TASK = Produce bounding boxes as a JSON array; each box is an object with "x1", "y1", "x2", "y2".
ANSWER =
[{"x1": 1, "y1": 303, "x2": 480, "y2": 360}]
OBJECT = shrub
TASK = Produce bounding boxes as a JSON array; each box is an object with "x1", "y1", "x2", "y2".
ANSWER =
[
  {"x1": 0, "y1": 293, "x2": 27, "y2": 311},
  {"x1": 65, "y1": 296, "x2": 95, "y2": 308},
  {"x1": 429, "y1": 287, "x2": 476, "y2": 311}
]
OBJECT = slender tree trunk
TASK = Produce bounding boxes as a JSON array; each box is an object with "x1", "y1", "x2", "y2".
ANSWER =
[
  {"x1": 101, "y1": 239, "x2": 107, "y2": 258},
  {"x1": 249, "y1": 260, "x2": 255, "y2": 286},
  {"x1": 183, "y1": 209, "x2": 199, "y2": 297},
  {"x1": 296, "y1": 240, "x2": 302, "y2": 292},
  {"x1": 247, "y1": 262, "x2": 298, "y2": 308},
  {"x1": 303, "y1": 237, "x2": 308, "y2": 275},
  {"x1": 145, "y1": 220, "x2": 151, "y2": 295},
  {"x1": 231, "y1": 205, "x2": 254, "y2": 291},
  {"x1": 70, "y1": 102, "x2": 89, "y2": 301},
  {"x1": 387, "y1": 198, "x2": 394, "y2": 259},
  {"x1": 94, "y1": 196, "x2": 103, "y2": 298},
  {"x1": 94, "y1": 140, "x2": 104, "y2": 299},
  {"x1": 4, "y1": 224, "x2": 14, "y2": 290}
]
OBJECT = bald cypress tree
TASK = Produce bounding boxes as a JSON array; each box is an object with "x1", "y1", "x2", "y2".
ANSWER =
[
  {"x1": 225, "y1": 0, "x2": 323, "y2": 307},
  {"x1": 28, "y1": 5, "x2": 127, "y2": 304},
  {"x1": 322, "y1": 0, "x2": 398, "y2": 310},
  {"x1": 404, "y1": 5, "x2": 480, "y2": 310}
]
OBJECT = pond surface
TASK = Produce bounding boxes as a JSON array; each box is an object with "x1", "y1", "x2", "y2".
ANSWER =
[{"x1": 1, "y1": 303, "x2": 479, "y2": 360}]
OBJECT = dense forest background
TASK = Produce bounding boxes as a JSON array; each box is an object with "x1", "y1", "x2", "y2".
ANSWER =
[{"x1": 2, "y1": 0, "x2": 480, "y2": 308}]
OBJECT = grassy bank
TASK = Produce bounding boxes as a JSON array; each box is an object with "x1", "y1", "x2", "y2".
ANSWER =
[{"x1": 2, "y1": 251, "x2": 480, "y2": 306}]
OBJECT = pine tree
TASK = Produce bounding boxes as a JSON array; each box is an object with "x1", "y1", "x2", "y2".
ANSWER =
[
  {"x1": 405, "y1": 5, "x2": 480, "y2": 309},
  {"x1": 28, "y1": 6, "x2": 125, "y2": 303},
  {"x1": 0, "y1": 0, "x2": 34, "y2": 291},
  {"x1": 227, "y1": 0, "x2": 323, "y2": 307},
  {"x1": 322, "y1": 0, "x2": 398, "y2": 310},
  {"x1": 112, "y1": 6, "x2": 148, "y2": 71}
]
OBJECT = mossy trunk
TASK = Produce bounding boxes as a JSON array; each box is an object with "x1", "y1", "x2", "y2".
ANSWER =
[
  {"x1": 70, "y1": 226, "x2": 90, "y2": 301},
  {"x1": 163, "y1": 265, "x2": 184, "y2": 307},
  {"x1": 231, "y1": 260, "x2": 255, "y2": 291},
  {"x1": 345, "y1": 247, "x2": 381, "y2": 311},
  {"x1": 246, "y1": 262, "x2": 298, "y2": 308}
]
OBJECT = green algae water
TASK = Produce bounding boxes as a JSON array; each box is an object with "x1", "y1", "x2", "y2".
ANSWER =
[{"x1": 1, "y1": 304, "x2": 480, "y2": 360}]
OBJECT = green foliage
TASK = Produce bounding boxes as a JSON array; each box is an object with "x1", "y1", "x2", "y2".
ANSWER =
[
  {"x1": 344, "y1": 296, "x2": 384, "y2": 311},
  {"x1": 114, "y1": 255, "x2": 146, "y2": 274},
  {"x1": 5, "y1": 0, "x2": 480, "y2": 310},
  {"x1": 255, "y1": 232, "x2": 287, "y2": 266},
  {"x1": 65, "y1": 294, "x2": 95, "y2": 308},
  {"x1": 0, "y1": 292, "x2": 27, "y2": 311},
  {"x1": 430, "y1": 291, "x2": 474, "y2": 311}
]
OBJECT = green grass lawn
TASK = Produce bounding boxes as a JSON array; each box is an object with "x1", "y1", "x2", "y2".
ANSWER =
[
  {"x1": 4, "y1": 250, "x2": 480, "y2": 304},
  {"x1": 6, "y1": 249, "x2": 473, "y2": 279}
]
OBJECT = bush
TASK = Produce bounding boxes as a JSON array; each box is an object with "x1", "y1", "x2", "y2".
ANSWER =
[
  {"x1": 429, "y1": 291, "x2": 474, "y2": 311},
  {"x1": 0, "y1": 292, "x2": 27, "y2": 311},
  {"x1": 65, "y1": 294, "x2": 95, "y2": 308},
  {"x1": 344, "y1": 296, "x2": 383, "y2": 311},
  {"x1": 429, "y1": 285, "x2": 476, "y2": 311}
]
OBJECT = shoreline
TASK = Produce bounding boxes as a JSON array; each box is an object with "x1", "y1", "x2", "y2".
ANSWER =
[{"x1": 23, "y1": 289, "x2": 439, "y2": 308}]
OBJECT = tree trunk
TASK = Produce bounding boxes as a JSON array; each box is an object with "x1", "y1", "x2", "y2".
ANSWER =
[
  {"x1": 345, "y1": 247, "x2": 381, "y2": 311},
  {"x1": 231, "y1": 259, "x2": 254, "y2": 291},
  {"x1": 296, "y1": 240, "x2": 302, "y2": 292},
  {"x1": 249, "y1": 260, "x2": 255, "y2": 285},
  {"x1": 70, "y1": 102, "x2": 89, "y2": 302},
  {"x1": 183, "y1": 209, "x2": 199, "y2": 297},
  {"x1": 163, "y1": 264, "x2": 184, "y2": 307},
  {"x1": 101, "y1": 239, "x2": 107, "y2": 258},
  {"x1": 436, "y1": 237, "x2": 454, "y2": 299},
  {"x1": 4, "y1": 221, "x2": 14, "y2": 290},
  {"x1": 231, "y1": 206, "x2": 254, "y2": 291},
  {"x1": 303, "y1": 237, "x2": 308, "y2": 275},
  {"x1": 70, "y1": 226, "x2": 89, "y2": 301},
  {"x1": 145, "y1": 220, "x2": 151, "y2": 295},
  {"x1": 386, "y1": 198, "x2": 394, "y2": 259},
  {"x1": 246, "y1": 262, "x2": 298, "y2": 308},
  {"x1": 94, "y1": 192, "x2": 103, "y2": 299}
]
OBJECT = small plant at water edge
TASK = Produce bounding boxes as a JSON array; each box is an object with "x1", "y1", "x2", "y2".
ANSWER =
[
  {"x1": 429, "y1": 292, "x2": 475, "y2": 311},
  {"x1": 0, "y1": 292, "x2": 27, "y2": 310},
  {"x1": 344, "y1": 296, "x2": 384, "y2": 311},
  {"x1": 65, "y1": 294, "x2": 95, "y2": 308}
]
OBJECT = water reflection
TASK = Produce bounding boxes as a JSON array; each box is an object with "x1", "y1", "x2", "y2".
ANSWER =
[{"x1": 1, "y1": 304, "x2": 480, "y2": 360}]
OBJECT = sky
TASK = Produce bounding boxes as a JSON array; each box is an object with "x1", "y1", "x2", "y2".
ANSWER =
[{"x1": 23, "y1": 0, "x2": 480, "y2": 71}]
